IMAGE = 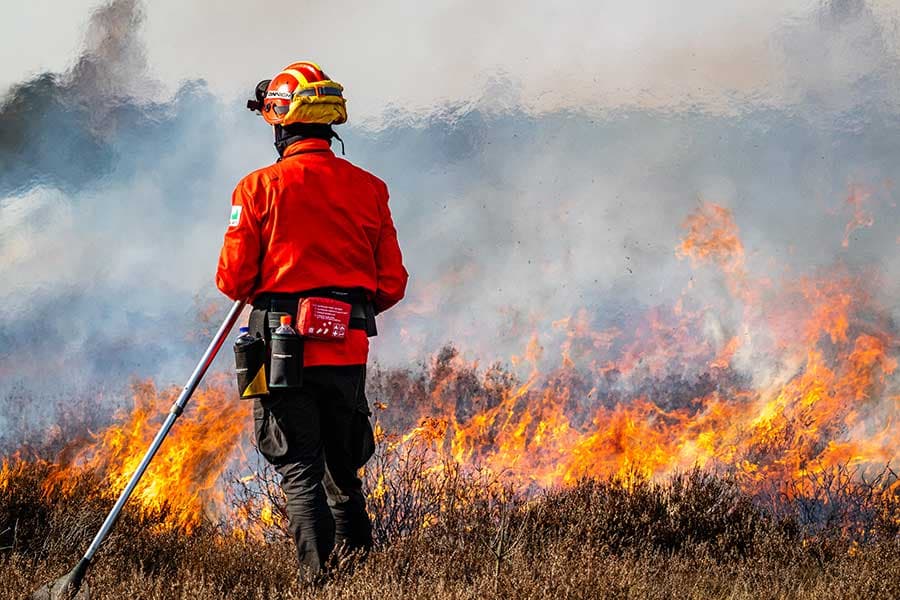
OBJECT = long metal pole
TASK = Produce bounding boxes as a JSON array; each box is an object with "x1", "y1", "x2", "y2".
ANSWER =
[{"x1": 81, "y1": 299, "x2": 245, "y2": 561}]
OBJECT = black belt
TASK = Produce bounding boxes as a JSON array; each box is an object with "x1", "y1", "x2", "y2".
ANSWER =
[{"x1": 251, "y1": 288, "x2": 377, "y2": 336}]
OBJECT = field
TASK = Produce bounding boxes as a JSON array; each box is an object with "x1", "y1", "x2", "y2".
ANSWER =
[{"x1": 2, "y1": 433, "x2": 899, "y2": 599}]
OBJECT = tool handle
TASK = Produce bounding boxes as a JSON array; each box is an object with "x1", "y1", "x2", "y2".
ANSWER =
[
  {"x1": 173, "y1": 299, "x2": 246, "y2": 414},
  {"x1": 82, "y1": 299, "x2": 246, "y2": 562}
]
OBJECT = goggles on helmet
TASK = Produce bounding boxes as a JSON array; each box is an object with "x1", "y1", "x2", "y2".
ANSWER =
[{"x1": 246, "y1": 79, "x2": 272, "y2": 113}]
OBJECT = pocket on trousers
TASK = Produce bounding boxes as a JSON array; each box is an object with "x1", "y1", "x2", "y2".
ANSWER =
[
  {"x1": 351, "y1": 403, "x2": 375, "y2": 469},
  {"x1": 253, "y1": 400, "x2": 291, "y2": 463}
]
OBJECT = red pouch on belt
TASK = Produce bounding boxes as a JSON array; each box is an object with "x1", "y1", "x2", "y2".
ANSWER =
[{"x1": 296, "y1": 297, "x2": 351, "y2": 341}]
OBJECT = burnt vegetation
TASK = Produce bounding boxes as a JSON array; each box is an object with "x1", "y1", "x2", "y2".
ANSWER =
[
  {"x1": 1, "y1": 355, "x2": 899, "y2": 599},
  {"x1": 2, "y1": 455, "x2": 899, "y2": 599}
]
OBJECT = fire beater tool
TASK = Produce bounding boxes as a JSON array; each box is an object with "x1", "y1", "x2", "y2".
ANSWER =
[{"x1": 31, "y1": 300, "x2": 246, "y2": 600}]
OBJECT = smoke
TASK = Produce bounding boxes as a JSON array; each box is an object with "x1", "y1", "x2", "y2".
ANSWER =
[
  {"x1": 119, "y1": 0, "x2": 900, "y2": 118},
  {"x1": 0, "y1": 0, "x2": 149, "y2": 196},
  {"x1": 0, "y1": 0, "x2": 254, "y2": 430},
  {"x1": 1, "y1": 0, "x2": 900, "y2": 440}
]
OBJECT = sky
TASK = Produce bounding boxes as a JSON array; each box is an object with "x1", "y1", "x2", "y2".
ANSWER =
[{"x1": 1, "y1": 0, "x2": 900, "y2": 435}]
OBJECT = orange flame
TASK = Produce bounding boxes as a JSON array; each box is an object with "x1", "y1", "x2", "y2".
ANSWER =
[
  {"x1": 40, "y1": 375, "x2": 248, "y2": 533},
  {"x1": 6, "y1": 201, "x2": 897, "y2": 535},
  {"x1": 841, "y1": 185, "x2": 875, "y2": 248},
  {"x1": 402, "y1": 202, "x2": 899, "y2": 496}
]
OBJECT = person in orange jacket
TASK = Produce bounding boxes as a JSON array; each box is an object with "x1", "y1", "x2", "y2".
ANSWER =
[{"x1": 216, "y1": 61, "x2": 407, "y2": 578}]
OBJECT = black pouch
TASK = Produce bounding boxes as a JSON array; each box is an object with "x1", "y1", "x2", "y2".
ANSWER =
[
  {"x1": 269, "y1": 332, "x2": 304, "y2": 389},
  {"x1": 234, "y1": 335, "x2": 268, "y2": 399}
]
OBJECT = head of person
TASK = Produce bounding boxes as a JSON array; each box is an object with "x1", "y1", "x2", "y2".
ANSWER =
[{"x1": 246, "y1": 61, "x2": 347, "y2": 156}]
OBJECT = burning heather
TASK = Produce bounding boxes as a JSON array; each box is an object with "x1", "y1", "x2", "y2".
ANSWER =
[
  {"x1": 2, "y1": 202, "x2": 896, "y2": 542},
  {"x1": 36, "y1": 376, "x2": 246, "y2": 534}
]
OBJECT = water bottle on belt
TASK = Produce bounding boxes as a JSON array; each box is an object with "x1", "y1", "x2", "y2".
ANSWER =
[
  {"x1": 233, "y1": 326, "x2": 268, "y2": 399},
  {"x1": 270, "y1": 315, "x2": 303, "y2": 389}
]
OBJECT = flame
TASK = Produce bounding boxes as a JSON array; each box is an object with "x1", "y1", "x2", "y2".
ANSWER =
[
  {"x1": 40, "y1": 374, "x2": 247, "y2": 533},
  {"x1": 394, "y1": 202, "x2": 899, "y2": 498},
  {"x1": 841, "y1": 185, "x2": 875, "y2": 248},
  {"x1": 6, "y1": 201, "x2": 898, "y2": 536},
  {"x1": 677, "y1": 202, "x2": 745, "y2": 273}
]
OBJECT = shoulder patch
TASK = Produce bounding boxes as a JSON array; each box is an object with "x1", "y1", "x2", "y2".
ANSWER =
[{"x1": 229, "y1": 205, "x2": 242, "y2": 227}]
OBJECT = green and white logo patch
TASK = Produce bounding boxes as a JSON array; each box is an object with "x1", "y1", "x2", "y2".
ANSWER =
[{"x1": 229, "y1": 205, "x2": 242, "y2": 227}]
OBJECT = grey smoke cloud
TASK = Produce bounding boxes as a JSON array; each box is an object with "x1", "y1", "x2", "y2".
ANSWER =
[
  {"x1": 7, "y1": 1, "x2": 900, "y2": 118},
  {"x1": 0, "y1": 0, "x2": 152, "y2": 196},
  {"x1": 1, "y1": 0, "x2": 899, "y2": 442}
]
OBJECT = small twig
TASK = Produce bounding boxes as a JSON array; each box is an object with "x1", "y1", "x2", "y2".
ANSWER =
[{"x1": 0, "y1": 520, "x2": 15, "y2": 551}]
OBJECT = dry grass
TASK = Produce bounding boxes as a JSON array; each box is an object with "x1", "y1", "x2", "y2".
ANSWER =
[
  {"x1": 2, "y1": 356, "x2": 898, "y2": 599},
  {"x1": 2, "y1": 452, "x2": 899, "y2": 600}
]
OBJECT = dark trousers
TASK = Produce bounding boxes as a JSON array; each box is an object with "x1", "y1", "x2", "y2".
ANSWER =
[{"x1": 252, "y1": 365, "x2": 374, "y2": 574}]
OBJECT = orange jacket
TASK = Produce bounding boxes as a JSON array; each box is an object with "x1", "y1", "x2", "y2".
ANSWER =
[{"x1": 216, "y1": 138, "x2": 408, "y2": 366}]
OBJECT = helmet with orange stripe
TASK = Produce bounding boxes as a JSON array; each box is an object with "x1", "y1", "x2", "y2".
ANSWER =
[{"x1": 247, "y1": 61, "x2": 347, "y2": 127}]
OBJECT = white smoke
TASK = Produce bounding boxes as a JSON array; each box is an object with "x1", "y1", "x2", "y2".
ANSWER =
[{"x1": 0, "y1": 0, "x2": 899, "y2": 437}]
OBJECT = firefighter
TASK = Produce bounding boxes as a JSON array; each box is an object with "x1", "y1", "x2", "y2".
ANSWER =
[{"x1": 216, "y1": 61, "x2": 408, "y2": 578}]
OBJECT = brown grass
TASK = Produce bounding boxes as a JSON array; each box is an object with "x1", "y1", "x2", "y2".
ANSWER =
[
  {"x1": 2, "y1": 448, "x2": 899, "y2": 600},
  {"x1": 2, "y1": 357, "x2": 898, "y2": 599}
]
